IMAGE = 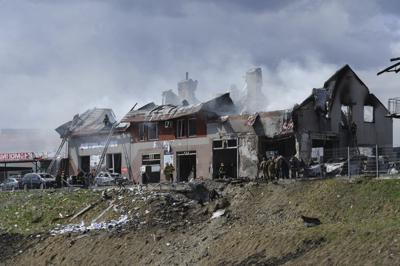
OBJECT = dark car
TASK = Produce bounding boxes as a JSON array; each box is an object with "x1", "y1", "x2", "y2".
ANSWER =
[
  {"x1": 20, "y1": 173, "x2": 57, "y2": 190},
  {"x1": 0, "y1": 177, "x2": 20, "y2": 191}
]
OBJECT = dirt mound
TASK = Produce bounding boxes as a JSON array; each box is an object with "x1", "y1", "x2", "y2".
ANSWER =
[{"x1": 5, "y1": 179, "x2": 400, "y2": 265}]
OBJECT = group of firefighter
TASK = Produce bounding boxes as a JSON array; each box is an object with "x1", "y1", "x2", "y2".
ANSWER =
[{"x1": 258, "y1": 155, "x2": 303, "y2": 182}]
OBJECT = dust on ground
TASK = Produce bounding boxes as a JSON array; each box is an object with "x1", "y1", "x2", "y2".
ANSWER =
[{"x1": 3, "y1": 178, "x2": 400, "y2": 265}]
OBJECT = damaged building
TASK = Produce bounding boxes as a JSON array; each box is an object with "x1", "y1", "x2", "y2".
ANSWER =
[
  {"x1": 55, "y1": 65, "x2": 394, "y2": 181},
  {"x1": 56, "y1": 108, "x2": 132, "y2": 177},
  {"x1": 293, "y1": 65, "x2": 393, "y2": 163},
  {"x1": 121, "y1": 93, "x2": 235, "y2": 183},
  {"x1": 162, "y1": 72, "x2": 199, "y2": 105}
]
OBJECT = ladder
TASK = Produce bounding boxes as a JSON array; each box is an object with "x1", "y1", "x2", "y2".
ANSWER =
[
  {"x1": 95, "y1": 103, "x2": 137, "y2": 176},
  {"x1": 122, "y1": 142, "x2": 133, "y2": 180},
  {"x1": 47, "y1": 115, "x2": 82, "y2": 175},
  {"x1": 95, "y1": 122, "x2": 119, "y2": 174},
  {"x1": 46, "y1": 137, "x2": 68, "y2": 175}
]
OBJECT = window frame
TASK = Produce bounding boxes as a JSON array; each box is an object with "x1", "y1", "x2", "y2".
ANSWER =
[
  {"x1": 147, "y1": 122, "x2": 159, "y2": 140},
  {"x1": 138, "y1": 122, "x2": 159, "y2": 141},
  {"x1": 176, "y1": 119, "x2": 187, "y2": 138},
  {"x1": 188, "y1": 118, "x2": 197, "y2": 137},
  {"x1": 363, "y1": 105, "x2": 374, "y2": 123}
]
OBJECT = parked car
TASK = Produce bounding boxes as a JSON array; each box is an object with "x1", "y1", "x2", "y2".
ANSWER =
[
  {"x1": 0, "y1": 177, "x2": 20, "y2": 191},
  {"x1": 95, "y1": 172, "x2": 121, "y2": 186},
  {"x1": 20, "y1": 173, "x2": 57, "y2": 190}
]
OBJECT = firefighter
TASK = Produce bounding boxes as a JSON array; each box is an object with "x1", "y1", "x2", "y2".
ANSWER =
[
  {"x1": 164, "y1": 163, "x2": 175, "y2": 183},
  {"x1": 268, "y1": 156, "x2": 277, "y2": 180},
  {"x1": 259, "y1": 157, "x2": 269, "y2": 181},
  {"x1": 218, "y1": 163, "x2": 226, "y2": 179},
  {"x1": 289, "y1": 156, "x2": 300, "y2": 179}
]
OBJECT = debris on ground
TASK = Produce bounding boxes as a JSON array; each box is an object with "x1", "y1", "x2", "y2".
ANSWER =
[
  {"x1": 50, "y1": 215, "x2": 129, "y2": 235},
  {"x1": 211, "y1": 209, "x2": 226, "y2": 219},
  {"x1": 301, "y1": 215, "x2": 322, "y2": 227}
]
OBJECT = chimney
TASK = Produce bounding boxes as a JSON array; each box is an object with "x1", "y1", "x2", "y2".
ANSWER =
[{"x1": 177, "y1": 72, "x2": 199, "y2": 104}]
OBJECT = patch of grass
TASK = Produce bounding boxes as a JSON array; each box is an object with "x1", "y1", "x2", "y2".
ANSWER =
[{"x1": 0, "y1": 189, "x2": 100, "y2": 235}]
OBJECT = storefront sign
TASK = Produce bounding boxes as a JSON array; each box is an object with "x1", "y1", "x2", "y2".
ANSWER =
[{"x1": 0, "y1": 152, "x2": 34, "y2": 161}]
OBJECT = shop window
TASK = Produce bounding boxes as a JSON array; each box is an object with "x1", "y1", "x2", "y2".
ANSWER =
[{"x1": 364, "y1": 105, "x2": 374, "y2": 123}]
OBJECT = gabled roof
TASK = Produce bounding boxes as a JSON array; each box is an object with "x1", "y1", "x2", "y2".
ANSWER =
[
  {"x1": 121, "y1": 93, "x2": 235, "y2": 123},
  {"x1": 297, "y1": 64, "x2": 390, "y2": 114},
  {"x1": 55, "y1": 108, "x2": 117, "y2": 137}
]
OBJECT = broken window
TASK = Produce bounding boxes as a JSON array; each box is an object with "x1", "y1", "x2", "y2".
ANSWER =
[
  {"x1": 138, "y1": 122, "x2": 158, "y2": 141},
  {"x1": 106, "y1": 153, "x2": 122, "y2": 173},
  {"x1": 213, "y1": 140, "x2": 223, "y2": 149},
  {"x1": 147, "y1": 122, "x2": 158, "y2": 140},
  {"x1": 341, "y1": 105, "x2": 350, "y2": 119},
  {"x1": 139, "y1": 123, "x2": 145, "y2": 141},
  {"x1": 364, "y1": 105, "x2": 374, "y2": 123},
  {"x1": 177, "y1": 119, "x2": 187, "y2": 138},
  {"x1": 188, "y1": 118, "x2": 197, "y2": 136}
]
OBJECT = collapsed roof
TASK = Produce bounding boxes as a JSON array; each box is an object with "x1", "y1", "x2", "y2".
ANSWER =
[
  {"x1": 55, "y1": 108, "x2": 119, "y2": 137},
  {"x1": 297, "y1": 64, "x2": 390, "y2": 115},
  {"x1": 220, "y1": 109, "x2": 294, "y2": 138},
  {"x1": 121, "y1": 93, "x2": 235, "y2": 123}
]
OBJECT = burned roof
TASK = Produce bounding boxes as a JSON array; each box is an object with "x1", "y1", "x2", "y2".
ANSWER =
[
  {"x1": 297, "y1": 65, "x2": 390, "y2": 114},
  {"x1": 121, "y1": 93, "x2": 235, "y2": 123},
  {"x1": 55, "y1": 108, "x2": 118, "y2": 137},
  {"x1": 221, "y1": 109, "x2": 294, "y2": 138}
]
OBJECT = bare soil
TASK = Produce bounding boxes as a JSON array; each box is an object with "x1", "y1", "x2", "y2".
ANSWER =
[{"x1": 3, "y1": 178, "x2": 400, "y2": 265}]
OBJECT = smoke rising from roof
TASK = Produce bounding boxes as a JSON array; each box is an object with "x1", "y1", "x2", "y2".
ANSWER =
[{"x1": 0, "y1": 0, "x2": 399, "y2": 150}]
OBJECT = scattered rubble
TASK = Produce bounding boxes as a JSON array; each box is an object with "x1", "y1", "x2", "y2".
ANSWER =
[{"x1": 50, "y1": 215, "x2": 129, "y2": 235}]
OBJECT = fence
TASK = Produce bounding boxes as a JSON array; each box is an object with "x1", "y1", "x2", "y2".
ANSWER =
[{"x1": 305, "y1": 145, "x2": 400, "y2": 179}]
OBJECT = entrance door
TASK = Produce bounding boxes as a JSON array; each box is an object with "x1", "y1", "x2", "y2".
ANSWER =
[
  {"x1": 142, "y1": 154, "x2": 161, "y2": 183},
  {"x1": 212, "y1": 139, "x2": 238, "y2": 178},
  {"x1": 177, "y1": 151, "x2": 196, "y2": 182},
  {"x1": 80, "y1": 156, "x2": 90, "y2": 173}
]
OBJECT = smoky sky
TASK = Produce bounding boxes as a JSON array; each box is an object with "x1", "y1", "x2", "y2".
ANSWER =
[{"x1": 0, "y1": 0, "x2": 399, "y2": 145}]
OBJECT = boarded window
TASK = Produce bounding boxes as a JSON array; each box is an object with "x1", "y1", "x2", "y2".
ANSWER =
[
  {"x1": 177, "y1": 119, "x2": 187, "y2": 138},
  {"x1": 188, "y1": 118, "x2": 197, "y2": 136},
  {"x1": 364, "y1": 105, "x2": 374, "y2": 123}
]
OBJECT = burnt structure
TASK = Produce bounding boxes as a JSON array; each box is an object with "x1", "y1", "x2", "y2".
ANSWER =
[
  {"x1": 162, "y1": 72, "x2": 199, "y2": 105},
  {"x1": 55, "y1": 65, "x2": 394, "y2": 181},
  {"x1": 293, "y1": 65, "x2": 393, "y2": 163},
  {"x1": 56, "y1": 108, "x2": 131, "y2": 176},
  {"x1": 121, "y1": 93, "x2": 234, "y2": 183}
]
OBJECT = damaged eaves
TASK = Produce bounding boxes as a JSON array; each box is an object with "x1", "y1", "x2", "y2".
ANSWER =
[
  {"x1": 121, "y1": 93, "x2": 235, "y2": 123},
  {"x1": 55, "y1": 108, "x2": 128, "y2": 138}
]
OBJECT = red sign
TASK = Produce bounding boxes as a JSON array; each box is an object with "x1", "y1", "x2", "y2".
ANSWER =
[{"x1": 0, "y1": 152, "x2": 34, "y2": 161}]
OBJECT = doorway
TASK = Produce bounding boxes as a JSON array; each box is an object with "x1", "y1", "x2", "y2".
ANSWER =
[
  {"x1": 80, "y1": 156, "x2": 90, "y2": 173},
  {"x1": 212, "y1": 139, "x2": 238, "y2": 178},
  {"x1": 141, "y1": 153, "x2": 161, "y2": 183},
  {"x1": 177, "y1": 151, "x2": 196, "y2": 182}
]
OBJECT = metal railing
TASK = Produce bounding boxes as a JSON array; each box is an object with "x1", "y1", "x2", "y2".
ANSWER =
[{"x1": 301, "y1": 145, "x2": 400, "y2": 179}]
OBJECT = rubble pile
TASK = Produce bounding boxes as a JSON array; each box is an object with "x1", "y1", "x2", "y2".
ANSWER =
[{"x1": 47, "y1": 183, "x2": 227, "y2": 235}]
